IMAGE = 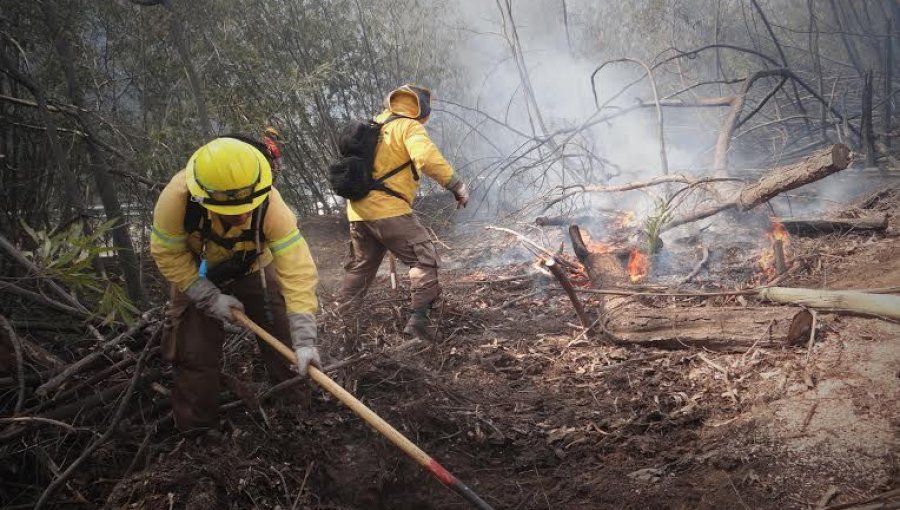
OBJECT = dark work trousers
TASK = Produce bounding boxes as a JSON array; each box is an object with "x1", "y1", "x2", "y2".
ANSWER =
[
  {"x1": 161, "y1": 265, "x2": 295, "y2": 431},
  {"x1": 335, "y1": 214, "x2": 441, "y2": 318}
]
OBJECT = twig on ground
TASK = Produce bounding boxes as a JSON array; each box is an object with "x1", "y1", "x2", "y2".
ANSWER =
[
  {"x1": 815, "y1": 486, "x2": 840, "y2": 509},
  {"x1": 0, "y1": 416, "x2": 97, "y2": 435},
  {"x1": 0, "y1": 314, "x2": 26, "y2": 413},
  {"x1": 33, "y1": 334, "x2": 155, "y2": 510},
  {"x1": 35, "y1": 318, "x2": 151, "y2": 397},
  {"x1": 800, "y1": 402, "x2": 818, "y2": 432},
  {"x1": 679, "y1": 246, "x2": 710, "y2": 285},
  {"x1": 805, "y1": 309, "x2": 818, "y2": 366},
  {"x1": 291, "y1": 460, "x2": 315, "y2": 510}
]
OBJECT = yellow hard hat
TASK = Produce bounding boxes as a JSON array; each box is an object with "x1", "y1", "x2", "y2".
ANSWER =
[
  {"x1": 264, "y1": 126, "x2": 280, "y2": 138},
  {"x1": 185, "y1": 137, "x2": 273, "y2": 215}
]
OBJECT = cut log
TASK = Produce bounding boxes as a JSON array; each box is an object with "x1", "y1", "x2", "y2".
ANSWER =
[
  {"x1": 607, "y1": 307, "x2": 801, "y2": 351},
  {"x1": 737, "y1": 144, "x2": 852, "y2": 210},
  {"x1": 665, "y1": 144, "x2": 852, "y2": 231},
  {"x1": 758, "y1": 287, "x2": 900, "y2": 319},
  {"x1": 780, "y1": 214, "x2": 889, "y2": 235}
]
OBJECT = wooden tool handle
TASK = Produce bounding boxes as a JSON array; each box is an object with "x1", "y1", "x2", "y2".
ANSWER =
[
  {"x1": 231, "y1": 309, "x2": 495, "y2": 510},
  {"x1": 232, "y1": 310, "x2": 431, "y2": 465}
]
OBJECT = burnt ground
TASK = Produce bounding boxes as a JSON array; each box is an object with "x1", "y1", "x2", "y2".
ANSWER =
[{"x1": 8, "y1": 186, "x2": 898, "y2": 509}]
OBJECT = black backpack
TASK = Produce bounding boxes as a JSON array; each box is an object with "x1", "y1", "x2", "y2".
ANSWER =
[{"x1": 327, "y1": 115, "x2": 418, "y2": 202}]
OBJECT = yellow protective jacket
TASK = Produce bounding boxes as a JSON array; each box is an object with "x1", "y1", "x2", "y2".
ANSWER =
[
  {"x1": 347, "y1": 88, "x2": 457, "y2": 221},
  {"x1": 150, "y1": 170, "x2": 318, "y2": 315}
]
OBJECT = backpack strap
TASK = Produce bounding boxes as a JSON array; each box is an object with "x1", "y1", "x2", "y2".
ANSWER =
[
  {"x1": 370, "y1": 115, "x2": 419, "y2": 203},
  {"x1": 185, "y1": 195, "x2": 269, "y2": 250}
]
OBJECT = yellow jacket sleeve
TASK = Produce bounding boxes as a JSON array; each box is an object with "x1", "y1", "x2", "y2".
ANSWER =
[
  {"x1": 263, "y1": 188, "x2": 318, "y2": 315},
  {"x1": 150, "y1": 171, "x2": 199, "y2": 291},
  {"x1": 401, "y1": 121, "x2": 455, "y2": 187}
]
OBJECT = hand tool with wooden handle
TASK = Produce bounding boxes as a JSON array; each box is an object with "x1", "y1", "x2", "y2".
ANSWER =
[{"x1": 231, "y1": 309, "x2": 495, "y2": 510}]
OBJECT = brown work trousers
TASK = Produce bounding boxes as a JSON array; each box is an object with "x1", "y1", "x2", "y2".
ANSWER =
[
  {"x1": 336, "y1": 214, "x2": 440, "y2": 317},
  {"x1": 161, "y1": 266, "x2": 295, "y2": 432}
]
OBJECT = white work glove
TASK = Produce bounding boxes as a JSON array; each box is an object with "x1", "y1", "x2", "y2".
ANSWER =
[
  {"x1": 184, "y1": 278, "x2": 244, "y2": 323},
  {"x1": 288, "y1": 313, "x2": 321, "y2": 376},
  {"x1": 446, "y1": 178, "x2": 469, "y2": 209}
]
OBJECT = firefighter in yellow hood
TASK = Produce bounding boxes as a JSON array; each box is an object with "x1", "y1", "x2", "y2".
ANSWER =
[
  {"x1": 151, "y1": 137, "x2": 319, "y2": 431},
  {"x1": 336, "y1": 85, "x2": 469, "y2": 339}
]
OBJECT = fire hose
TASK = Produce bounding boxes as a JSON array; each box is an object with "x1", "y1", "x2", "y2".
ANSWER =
[{"x1": 232, "y1": 310, "x2": 495, "y2": 510}]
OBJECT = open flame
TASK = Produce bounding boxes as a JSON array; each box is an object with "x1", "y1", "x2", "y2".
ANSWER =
[
  {"x1": 757, "y1": 217, "x2": 791, "y2": 279},
  {"x1": 770, "y1": 218, "x2": 789, "y2": 243},
  {"x1": 628, "y1": 248, "x2": 649, "y2": 282}
]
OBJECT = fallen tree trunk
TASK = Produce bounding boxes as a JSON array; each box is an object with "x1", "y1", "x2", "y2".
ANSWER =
[
  {"x1": 780, "y1": 215, "x2": 888, "y2": 235},
  {"x1": 607, "y1": 306, "x2": 801, "y2": 351},
  {"x1": 736, "y1": 144, "x2": 852, "y2": 209},
  {"x1": 758, "y1": 287, "x2": 900, "y2": 319},
  {"x1": 665, "y1": 144, "x2": 852, "y2": 231},
  {"x1": 608, "y1": 307, "x2": 802, "y2": 351}
]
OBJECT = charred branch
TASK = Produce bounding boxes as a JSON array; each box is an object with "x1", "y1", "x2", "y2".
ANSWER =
[{"x1": 541, "y1": 257, "x2": 593, "y2": 331}]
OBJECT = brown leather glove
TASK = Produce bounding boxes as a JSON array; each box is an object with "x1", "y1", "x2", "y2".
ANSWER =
[{"x1": 447, "y1": 179, "x2": 469, "y2": 209}]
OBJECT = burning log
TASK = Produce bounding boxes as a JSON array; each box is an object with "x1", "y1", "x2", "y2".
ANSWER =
[
  {"x1": 568, "y1": 225, "x2": 627, "y2": 287},
  {"x1": 780, "y1": 214, "x2": 889, "y2": 235},
  {"x1": 627, "y1": 249, "x2": 650, "y2": 283},
  {"x1": 665, "y1": 144, "x2": 852, "y2": 231},
  {"x1": 773, "y1": 239, "x2": 787, "y2": 275},
  {"x1": 607, "y1": 307, "x2": 803, "y2": 351},
  {"x1": 758, "y1": 287, "x2": 900, "y2": 320}
]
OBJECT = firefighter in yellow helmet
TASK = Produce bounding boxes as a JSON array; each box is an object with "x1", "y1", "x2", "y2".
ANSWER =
[
  {"x1": 336, "y1": 85, "x2": 469, "y2": 339},
  {"x1": 150, "y1": 137, "x2": 319, "y2": 432}
]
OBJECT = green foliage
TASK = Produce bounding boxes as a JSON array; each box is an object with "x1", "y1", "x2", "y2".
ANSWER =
[
  {"x1": 643, "y1": 197, "x2": 673, "y2": 255},
  {"x1": 19, "y1": 220, "x2": 139, "y2": 326}
]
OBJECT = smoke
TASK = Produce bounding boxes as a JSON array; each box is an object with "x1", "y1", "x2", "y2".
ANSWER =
[{"x1": 425, "y1": 0, "x2": 721, "y2": 227}]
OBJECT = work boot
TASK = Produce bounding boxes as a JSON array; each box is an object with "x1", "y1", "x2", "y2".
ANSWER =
[{"x1": 402, "y1": 307, "x2": 432, "y2": 341}]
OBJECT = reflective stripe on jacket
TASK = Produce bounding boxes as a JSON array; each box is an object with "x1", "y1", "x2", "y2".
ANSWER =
[
  {"x1": 347, "y1": 88, "x2": 455, "y2": 221},
  {"x1": 150, "y1": 170, "x2": 318, "y2": 315}
]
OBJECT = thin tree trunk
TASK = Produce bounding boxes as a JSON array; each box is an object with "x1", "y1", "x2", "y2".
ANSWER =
[
  {"x1": 829, "y1": 0, "x2": 864, "y2": 74},
  {"x1": 162, "y1": 0, "x2": 211, "y2": 137},
  {"x1": 884, "y1": 17, "x2": 894, "y2": 150},
  {"x1": 40, "y1": 2, "x2": 146, "y2": 306},
  {"x1": 749, "y1": 0, "x2": 813, "y2": 134},
  {"x1": 0, "y1": 53, "x2": 81, "y2": 219},
  {"x1": 861, "y1": 70, "x2": 877, "y2": 166},
  {"x1": 808, "y1": 0, "x2": 828, "y2": 140}
]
